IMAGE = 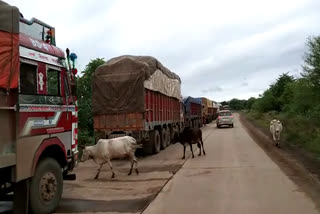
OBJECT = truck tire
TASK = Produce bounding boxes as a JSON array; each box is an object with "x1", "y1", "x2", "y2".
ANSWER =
[
  {"x1": 166, "y1": 128, "x2": 171, "y2": 147},
  {"x1": 150, "y1": 130, "x2": 161, "y2": 154},
  {"x1": 160, "y1": 128, "x2": 167, "y2": 150},
  {"x1": 30, "y1": 157, "x2": 63, "y2": 214},
  {"x1": 142, "y1": 140, "x2": 154, "y2": 155}
]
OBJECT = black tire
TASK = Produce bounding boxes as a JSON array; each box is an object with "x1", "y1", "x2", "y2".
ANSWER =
[
  {"x1": 30, "y1": 157, "x2": 63, "y2": 214},
  {"x1": 142, "y1": 139, "x2": 154, "y2": 155},
  {"x1": 151, "y1": 130, "x2": 161, "y2": 154},
  {"x1": 161, "y1": 128, "x2": 167, "y2": 150},
  {"x1": 166, "y1": 128, "x2": 171, "y2": 147},
  {"x1": 170, "y1": 127, "x2": 175, "y2": 141}
]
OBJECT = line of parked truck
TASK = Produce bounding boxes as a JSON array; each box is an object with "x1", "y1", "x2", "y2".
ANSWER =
[
  {"x1": 92, "y1": 55, "x2": 220, "y2": 155},
  {"x1": 0, "y1": 1, "x2": 221, "y2": 213}
]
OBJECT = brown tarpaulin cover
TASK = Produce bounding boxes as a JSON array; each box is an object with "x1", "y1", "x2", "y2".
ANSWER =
[
  {"x1": 0, "y1": 1, "x2": 20, "y2": 89},
  {"x1": 92, "y1": 55, "x2": 181, "y2": 115}
]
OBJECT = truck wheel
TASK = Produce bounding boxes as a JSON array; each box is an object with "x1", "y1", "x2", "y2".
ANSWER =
[
  {"x1": 142, "y1": 139, "x2": 154, "y2": 155},
  {"x1": 150, "y1": 130, "x2": 161, "y2": 154},
  {"x1": 170, "y1": 127, "x2": 175, "y2": 141},
  {"x1": 30, "y1": 157, "x2": 63, "y2": 214},
  {"x1": 166, "y1": 128, "x2": 171, "y2": 147},
  {"x1": 160, "y1": 128, "x2": 167, "y2": 150}
]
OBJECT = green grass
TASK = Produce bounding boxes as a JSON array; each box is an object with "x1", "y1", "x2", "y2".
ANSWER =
[{"x1": 245, "y1": 111, "x2": 320, "y2": 158}]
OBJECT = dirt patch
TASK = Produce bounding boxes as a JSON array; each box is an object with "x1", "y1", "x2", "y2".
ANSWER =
[
  {"x1": 55, "y1": 196, "x2": 155, "y2": 213},
  {"x1": 84, "y1": 178, "x2": 168, "y2": 183},
  {"x1": 116, "y1": 164, "x2": 181, "y2": 173},
  {"x1": 185, "y1": 170, "x2": 212, "y2": 177},
  {"x1": 240, "y1": 113, "x2": 320, "y2": 211}
]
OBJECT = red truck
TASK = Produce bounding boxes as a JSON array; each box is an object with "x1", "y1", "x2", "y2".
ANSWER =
[
  {"x1": 92, "y1": 56, "x2": 183, "y2": 154},
  {"x1": 183, "y1": 96, "x2": 202, "y2": 128},
  {"x1": 0, "y1": 1, "x2": 78, "y2": 213}
]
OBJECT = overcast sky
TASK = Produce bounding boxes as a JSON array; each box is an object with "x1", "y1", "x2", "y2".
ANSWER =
[{"x1": 8, "y1": 0, "x2": 320, "y2": 102}]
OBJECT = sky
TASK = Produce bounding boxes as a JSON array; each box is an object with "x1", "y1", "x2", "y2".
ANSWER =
[{"x1": 7, "y1": 0, "x2": 320, "y2": 102}]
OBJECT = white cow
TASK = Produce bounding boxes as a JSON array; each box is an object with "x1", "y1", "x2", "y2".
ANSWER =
[
  {"x1": 80, "y1": 136, "x2": 140, "y2": 179},
  {"x1": 270, "y1": 119, "x2": 283, "y2": 147}
]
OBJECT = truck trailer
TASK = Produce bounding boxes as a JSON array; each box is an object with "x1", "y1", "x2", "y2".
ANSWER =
[
  {"x1": 92, "y1": 56, "x2": 183, "y2": 155},
  {"x1": 195, "y1": 97, "x2": 214, "y2": 124},
  {"x1": 0, "y1": 1, "x2": 78, "y2": 213},
  {"x1": 183, "y1": 96, "x2": 202, "y2": 128}
]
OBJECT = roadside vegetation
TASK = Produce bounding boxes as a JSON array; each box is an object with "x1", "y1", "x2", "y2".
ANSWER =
[
  {"x1": 77, "y1": 58, "x2": 105, "y2": 146},
  {"x1": 226, "y1": 36, "x2": 320, "y2": 158}
]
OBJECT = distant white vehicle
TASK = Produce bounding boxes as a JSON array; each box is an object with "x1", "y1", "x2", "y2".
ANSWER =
[{"x1": 216, "y1": 110, "x2": 234, "y2": 128}]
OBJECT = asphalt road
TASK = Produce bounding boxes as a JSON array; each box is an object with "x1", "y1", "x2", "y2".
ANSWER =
[{"x1": 143, "y1": 114, "x2": 319, "y2": 214}]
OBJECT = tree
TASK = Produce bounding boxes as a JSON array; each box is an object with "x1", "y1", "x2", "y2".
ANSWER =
[
  {"x1": 283, "y1": 78, "x2": 320, "y2": 120},
  {"x1": 246, "y1": 97, "x2": 256, "y2": 110},
  {"x1": 252, "y1": 89, "x2": 277, "y2": 112},
  {"x1": 229, "y1": 98, "x2": 247, "y2": 110},
  {"x1": 302, "y1": 36, "x2": 320, "y2": 89},
  {"x1": 221, "y1": 101, "x2": 228, "y2": 106},
  {"x1": 269, "y1": 73, "x2": 295, "y2": 111},
  {"x1": 77, "y1": 58, "x2": 105, "y2": 143}
]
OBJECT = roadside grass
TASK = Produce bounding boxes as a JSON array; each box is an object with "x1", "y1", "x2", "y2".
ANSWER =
[{"x1": 245, "y1": 111, "x2": 320, "y2": 159}]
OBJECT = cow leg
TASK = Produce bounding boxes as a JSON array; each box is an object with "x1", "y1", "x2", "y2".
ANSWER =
[
  {"x1": 190, "y1": 143, "x2": 195, "y2": 158},
  {"x1": 128, "y1": 158, "x2": 134, "y2": 176},
  {"x1": 133, "y1": 157, "x2": 139, "y2": 175},
  {"x1": 182, "y1": 145, "x2": 186, "y2": 159},
  {"x1": 106, "y1": 159, "x2": 115, "y2": 178},
  {"x1": 95, "y1": 163, "x2": 104, "y2": 179},
  {"x1": 197, "y1": 142, "x2": 202, "y2": 156},
  {"x1": 200, "y1": 137, "x2": 206, "y2": 155}
]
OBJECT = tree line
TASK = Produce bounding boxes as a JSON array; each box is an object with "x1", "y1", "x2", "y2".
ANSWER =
[{"x1": 224, "y1": 36, "x2": 320, "y2": 155}]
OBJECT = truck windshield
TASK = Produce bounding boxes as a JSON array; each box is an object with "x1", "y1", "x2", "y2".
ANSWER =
[
  {"x1": 47, "y1": 69, "x2": 60, "y2": 96},
  {"x1": 20, "y1": 63, "x2": 37, "y2": 94}
]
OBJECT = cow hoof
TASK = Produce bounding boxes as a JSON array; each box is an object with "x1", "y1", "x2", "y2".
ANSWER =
[
  {"x1": 111, "y1": 173, "x2": 115, "y2": 178},
  {"x1": 198, "y1": 154, "x2": 201, "y2": 156},
  {"x1": 94, "y1": 177, "x2": 98, "y2": 180},
  {"x1": 128, "y1": 172, "x2": 132, "y2": 176},
  {"x1": 135, "y1": 169, "x2": 139, "y2": 175},
  {"x1": 192, "y1": 156, "x2": 195, "y2": 158},
  {"x1": 182, "y1": 157, "x2": 185, "y2": 159}
]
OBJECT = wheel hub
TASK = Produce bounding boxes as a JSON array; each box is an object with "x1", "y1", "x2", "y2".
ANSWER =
[{"x1": 40, "y1": 172, "x2": 57, "y2": 202}]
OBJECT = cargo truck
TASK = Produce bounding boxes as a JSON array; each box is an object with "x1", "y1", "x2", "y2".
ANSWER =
[
  {"x1": 183, "y1": 96, "x2": 202, "y2": 128},
  {"x1": 92, "y1": 56, "x2": 183, "y2": 155},
  {"x1": 0, "y1": 1, "x2": 78, "y2": 213}
]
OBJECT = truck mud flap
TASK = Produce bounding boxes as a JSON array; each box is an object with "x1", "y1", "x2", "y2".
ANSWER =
[{"x1": 13, "y1": 179, "x2": 29, "y2": 214}]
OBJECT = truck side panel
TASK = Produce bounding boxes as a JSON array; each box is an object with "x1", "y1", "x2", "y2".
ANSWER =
[
  {"x1": 94, "y1": 89, "x2": 181, "y2": 139},
  {"x1": 16, "y1": 131, "x2": 71, "y2": 182},
  {"x1": 94, "y1": 113, "x2": 144, "y2": 131},
  {"x1": 0, "y1": 107, "x2": 16, "y2": 168}
]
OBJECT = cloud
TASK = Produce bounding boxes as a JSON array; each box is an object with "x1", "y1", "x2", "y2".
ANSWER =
[
  {"x1": 202, "y1": 86, "x2": 223, "y2": 93},
  {"x1": 8, "y1": 0, "x2": 320, "y2": 102}
]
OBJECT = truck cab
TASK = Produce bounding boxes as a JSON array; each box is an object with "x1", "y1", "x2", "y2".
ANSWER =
[{"x1": 0, "y1": 1, "x2": 78, "y2": 213}]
